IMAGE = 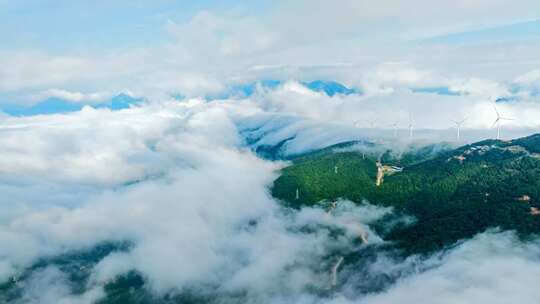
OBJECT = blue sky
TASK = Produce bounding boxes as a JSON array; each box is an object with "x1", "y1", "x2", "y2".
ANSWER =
[
  {"x1": 2, "y1": 0, "x2": 538, "y2": 54},
  {"x1": 423, "y1": 19, "x2": 540, "y2": 44},
  {"x1": 2, "y1": 1, "x2": 539, "y2": 45},
  {"x1": 1, "y1": 0, "x2": 540, "y2": 106},
  {"x1": 0, "y1": 1, "x2": 271, "y2": 52}
]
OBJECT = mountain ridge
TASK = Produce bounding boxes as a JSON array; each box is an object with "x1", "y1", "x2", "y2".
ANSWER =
[{"x1": 271, "y1": 133, "x2": 540, "y2": 253}]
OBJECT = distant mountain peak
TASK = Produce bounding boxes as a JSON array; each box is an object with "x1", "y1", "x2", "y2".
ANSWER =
[
  {"x1": 301, "y1": 80, "x2": 358, "y2": 96},
  {"x1": 1, "y1": 93, "x2": 143, "y2": 116}
]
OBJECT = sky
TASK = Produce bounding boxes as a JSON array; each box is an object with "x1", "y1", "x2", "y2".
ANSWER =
[
  {"x1": 2, "y1": 2, "x2": 540, "y2": 303},
  {"x1": 1, "y1": 0, "x2": 540, "y2": 102}
]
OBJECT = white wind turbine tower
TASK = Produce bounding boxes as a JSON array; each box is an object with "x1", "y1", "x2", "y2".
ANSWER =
[
  {"x1": 451, "y1": 117, "x2": 467, "y2": 142},
  {"x1": 491, "y1": 105, "x2": 513, "y2": 140},
  {"x1": 368, "y1": 118, "x2": 377, "y2": 129},
  {"x1": 390, "y1": 122, "x2": 398, "y2": 138},
  {"x1": 408, "y1": 114, "x2": 414, "y2": 140}
]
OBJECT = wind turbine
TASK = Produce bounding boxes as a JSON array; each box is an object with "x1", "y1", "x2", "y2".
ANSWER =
[
  {"x1": 368, "y1": 118, "x2": 377, "y2": 129},
  {"x1": 491, "y1": 105, "x2": 513, "y2": 140},
  {"x1": 407, "y1": 114, "x2": 414, "y2": 140},
  {"x1": 390, "y1": 122, "x2": 398, "y2": 138},
  {"x1": 451, "y1": 117, "x2": 467, "y2": 142}
]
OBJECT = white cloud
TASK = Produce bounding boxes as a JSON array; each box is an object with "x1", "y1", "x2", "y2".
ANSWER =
[
  {"x1": 272, "y1": 0, "x2": 540, "y2": 41},
  {"x1": 0, "y1": 80, "x2": 540, "y2": 303},
  {"x1": 515, "y1": 69, "x2": 540, "y2": 85},
  {"x1": 247, "y1": 78, "x2": 539, "y2": 129},
  {"x1": 19, "y1": 267, "x2": 104, "y2": 304},
  {"x1": 2, "y1": 3, "x2": 540, "y2": 101},
  {"x1": 0, "y1": 100, "x2": 391, "y2": 302},
  {"x1": 352, "y1": 231, "x2": 540, "y2": 304},
  {"x1": 0, "y1": 52, "x2": 91, "y2": 92},
  {"x1": 166, "y1": 10, "x2": 279, "y2": 58},
  {"x1": 448, "y1": 78, "x2": 511, "y2": 100},
  {"x1": 31, "y1": 89, "x2": 112, "y2": 103}
]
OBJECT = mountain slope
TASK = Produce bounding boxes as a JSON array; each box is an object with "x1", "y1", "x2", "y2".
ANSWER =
[{"x1": 272, "y1": 134, "x2": 540, "y2": 253}]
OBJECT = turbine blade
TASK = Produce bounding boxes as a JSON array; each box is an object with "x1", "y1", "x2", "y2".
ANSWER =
[
  {"x1": 491, "y1": 119, "x2": 499, "y2": 128},
  {"x1": 493, "y1": 104, "x2": 500, "y2": 117}
]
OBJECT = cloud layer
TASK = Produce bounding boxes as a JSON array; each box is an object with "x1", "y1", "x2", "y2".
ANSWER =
[
  {"x1": 1, "y1": 2, "x2": 540, "y2": 302},
  {"x1": 1, "y1": 92, "x2": 540, "y2": 303},
  {"x1": 0, "y1": 100, "x2": 391, "y2": 303}
]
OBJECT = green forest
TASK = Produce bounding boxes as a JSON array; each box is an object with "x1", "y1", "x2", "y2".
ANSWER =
[{"x1": 272, "y1": 134, "x2": 540, "y2": 254}]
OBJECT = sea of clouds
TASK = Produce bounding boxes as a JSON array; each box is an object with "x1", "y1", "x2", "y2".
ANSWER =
[{"x1": 1, "y1": 72, "x2": 540, "y2": 303}]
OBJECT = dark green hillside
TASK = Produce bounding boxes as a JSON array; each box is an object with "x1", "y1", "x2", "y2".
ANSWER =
[
  {"x1": 272, "y1": 134, "x2": 540, "y2": 253},
  {"x1": 272, "y1": 151, "x2": 379, "y2": 206},
  {"x1": 0, "y1": 242, "x2": 130, "y2": 303}
]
